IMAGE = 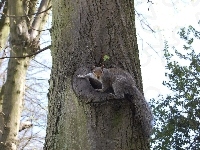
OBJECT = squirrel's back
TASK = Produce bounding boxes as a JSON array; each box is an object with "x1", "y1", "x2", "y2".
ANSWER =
[{"x1": 93, "y1": 67, "x2": 136, "y2": 89}]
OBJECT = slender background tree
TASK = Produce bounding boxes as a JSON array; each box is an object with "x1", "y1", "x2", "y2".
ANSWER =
[{"x1": 0, "y1": 0, "x2": 51, "y2": 149}]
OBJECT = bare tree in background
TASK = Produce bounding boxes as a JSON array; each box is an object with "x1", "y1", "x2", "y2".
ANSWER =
[{"x1": 0, "y1": 0, "x2": 51, "y2": 149}]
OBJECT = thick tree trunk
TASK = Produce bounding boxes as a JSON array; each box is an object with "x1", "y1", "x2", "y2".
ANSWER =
[{"x1": 45, "y1": 0, "x2": 151, "y2": 149}]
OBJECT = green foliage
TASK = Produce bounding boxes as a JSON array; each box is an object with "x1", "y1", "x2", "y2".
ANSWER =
[
  {"x1": 103, "y1": 54, "x2": 110, "y2": 61},
  {"x1": 150, "y1": 26, "x2": 200, "y2": 149}
]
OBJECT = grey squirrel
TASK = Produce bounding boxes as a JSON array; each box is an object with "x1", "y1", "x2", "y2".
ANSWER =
[{"x1": 77, "y1": 66, "x2": 153, "y2": 139}]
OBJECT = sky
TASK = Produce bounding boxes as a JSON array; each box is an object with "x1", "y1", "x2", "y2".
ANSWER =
[{"x1": 135, "y1": 0, "x2": 200, "y2": 100}]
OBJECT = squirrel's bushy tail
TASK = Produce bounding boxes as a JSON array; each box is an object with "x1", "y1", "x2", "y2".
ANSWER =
[{"x1": 126, "y1": 86, "x2": 153, "y2": 139}]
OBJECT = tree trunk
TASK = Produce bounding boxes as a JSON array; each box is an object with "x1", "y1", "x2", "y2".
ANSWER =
[
  {"x1": 0, "y1": 53, "x2": 30, "y2": 150},
  {"x1": 0, "y1": 1, "x2": 31, "y2": 149},
  {"x1": 0, "y1": 1, "x2": 10, "y2": 50},
  {"x1": 45, "y1": 0, "x2": 151, "y2": 149},
  {"x1": 0, "y1": 0, "x2": 51, "y2": 149}
]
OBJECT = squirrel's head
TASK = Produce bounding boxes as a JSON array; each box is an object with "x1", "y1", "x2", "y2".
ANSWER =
[{"x1": 92, "y1": 66, "x2": 103, "y2": 80}]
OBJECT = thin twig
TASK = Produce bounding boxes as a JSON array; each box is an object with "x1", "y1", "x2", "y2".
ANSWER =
[
  {"x1": 147, "y1": 0, "x2": 154, "y2": 4},
  {"x1": 32, "y1": 59, "x2": 51, "y2": 69},
  {"x1": 135, "y1": 10, "x2": 155, "y2": 33},
  {"x1": 31, "y1": 26, "x2": 51, "y2": 32},
  {"x1": 0, "y1": 6, "x2": 52, "y2": 18}
]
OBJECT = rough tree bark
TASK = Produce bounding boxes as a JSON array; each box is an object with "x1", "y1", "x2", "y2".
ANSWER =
[
  {"x1": 45, "y1": 0, "x2": 152, "y2": 149},
  {"x1": 0, "y1": 0, "x2": 51, "y2": 149}
]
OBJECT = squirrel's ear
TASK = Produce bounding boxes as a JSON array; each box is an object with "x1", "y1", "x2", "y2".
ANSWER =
[{"x1": 92, "y1": 66, "x2": 96, "y2": 70}]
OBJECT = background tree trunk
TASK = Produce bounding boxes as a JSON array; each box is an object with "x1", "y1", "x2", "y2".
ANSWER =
[
  {"x1": 0, "y1": 1, "x2": 31, "y2": 149},
  {"x1": 45, "y1": 0, "x2": 151, "y2": 149},
  {"x1": 0, "y1": 1, "x2": 9, "y2": 50},
  {"x1": 0, "y1": 0, "x2": 51, "y2": 149}
]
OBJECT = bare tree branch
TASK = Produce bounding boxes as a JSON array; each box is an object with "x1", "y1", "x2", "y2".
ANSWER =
[
  {"x1": 147, "y1": 0, "x2": 154, "y2": 4},
  {"x1": 30, "y1": 0, "x2": 51, "y2": 40},
  {"x1": 32, "y1": 59, "x2": 51, "y2": 69},
  {"x1": 135, "y1": 10, "x2": 155, "y2": 33},
  {"x1": 0, "y1": 0, "x2": 6, "y2": 11},
  {"x1": 31, "y1": 27, "x2": 51, "y2": 32},
  {"x1": 19, "y1": 121, "x2": 33, "y2": 132},
  {"x1": 0, "y1": 6, "x2": 52, "y2": 18},
  {"x1": 0, "y1": 45, "x2": 51, "y2": 59}
]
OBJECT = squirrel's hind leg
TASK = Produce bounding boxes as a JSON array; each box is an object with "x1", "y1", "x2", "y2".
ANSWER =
[{"x1": 112, "y1": 81, "x2": 125, "y2": 99}]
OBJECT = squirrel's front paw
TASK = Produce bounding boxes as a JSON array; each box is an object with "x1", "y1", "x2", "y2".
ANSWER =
[
  {"x1": 107, "y1": 93, "x2": 115, "y2": 99},
  {"x1": 95, "y1": 89, "x2": 103, "y2": 92},
  {"x1": 77, "y1": 75, "x2": 84, "y2": 78}
]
